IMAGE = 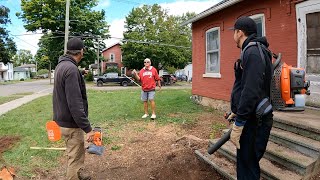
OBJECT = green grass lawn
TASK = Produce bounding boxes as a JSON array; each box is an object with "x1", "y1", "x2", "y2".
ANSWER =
[
  {"x1": 0, "y1": 89, "x2": 208, "y2": 177},
  {"x1": 0, "y1": 92, "x2": 34, "y2": 105}
]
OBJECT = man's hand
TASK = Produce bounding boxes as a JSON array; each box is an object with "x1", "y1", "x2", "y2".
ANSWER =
[
  {"x1": 86, "y1": 131, "x2": 95, "y2": 142},
  {"x1": 132, "y1": 69, "x2": 137, "y2": 75},
  {"x1": 158, "y1": 86, "x2": 161, "y2": 92},
  {"x1": 230, "y1": 123, "x2": 244, "y2": 149},
  {"x1": 227, "y1": 112, "x2": 237, "y2": 121}
]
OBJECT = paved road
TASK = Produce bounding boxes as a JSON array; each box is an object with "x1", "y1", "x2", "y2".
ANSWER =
[{"x1": 0, "y1": 79, "x2": 53, "y2": 96}]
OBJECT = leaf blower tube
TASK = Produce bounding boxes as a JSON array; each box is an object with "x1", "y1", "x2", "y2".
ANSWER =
[{"x1": 207, "y1": 112, "x2": 235, "y2": 155}]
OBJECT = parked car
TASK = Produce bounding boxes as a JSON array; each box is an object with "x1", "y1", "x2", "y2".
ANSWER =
[
  {"x1": 176, "y1": 74, "x2": 188, "y2": 81},
  {"x1": 37, "y1": 74, "x2": 48, "y2": 79},
  {"x1": 93, "y1": 73, "x2": 133, "y2": 87}
]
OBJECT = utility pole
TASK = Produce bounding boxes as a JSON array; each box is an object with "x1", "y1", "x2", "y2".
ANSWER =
[
  {"x1": 64, "y1": 0, "x2": 70, "y2": 54},
  {"x1": 97, "y1": 39, "x2": 100, "y2": 75}
]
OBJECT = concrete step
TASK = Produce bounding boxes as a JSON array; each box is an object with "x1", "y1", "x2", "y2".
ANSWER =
[
  {"x1": 209, "y1": 139, "x2": 304, "y2": 179},
  {"x1": 195, "y1": 149, "x2": 236, "y2": 180},
  {"x1": 269, "y1": 127, "x2": 320, "y2": 158},
  {"x1": 273, "y1": 109, "x2": 320, "y2": 141},
  {"x1": 265, "y1": 141, "x2": 316, "y2": 176}
]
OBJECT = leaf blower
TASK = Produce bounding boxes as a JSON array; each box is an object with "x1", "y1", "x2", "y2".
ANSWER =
[
  {"x1": 271, "y1": 53, "x2": 310, "y2": 111},
  {"x1": 87, "y1": 127, "x2": 105, "y2": 155}
]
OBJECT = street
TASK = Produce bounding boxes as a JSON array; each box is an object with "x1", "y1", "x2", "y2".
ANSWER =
[{"x1": 0, "y1": 79, "x2": 53, "y2": 96}]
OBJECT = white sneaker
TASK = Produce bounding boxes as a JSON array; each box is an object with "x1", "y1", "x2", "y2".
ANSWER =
[
  {"x1": 142, "y1": 114, "x2": 149, "y2": 118},
  {"x1": 151, "y1": 114, "x2": 156, "y2": 119}
]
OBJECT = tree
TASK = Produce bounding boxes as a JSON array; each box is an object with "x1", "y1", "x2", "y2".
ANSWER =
[
  {"x1": 0, "y1": 6, "x2": 17, "y2": 64},
  {"x1": 12, "y1": 49, "x2": 34, "y2": 66},
  {"x1": 18, "y1": 0, "x2": 109, "y2": 69},
  {"x1": 121, "y1": 4, "x2": 194, "y2": 70}
]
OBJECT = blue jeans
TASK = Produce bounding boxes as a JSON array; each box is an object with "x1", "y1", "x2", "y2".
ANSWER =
[{"x1": 236, "y1": 113, "x2": 273, "y2": 180}]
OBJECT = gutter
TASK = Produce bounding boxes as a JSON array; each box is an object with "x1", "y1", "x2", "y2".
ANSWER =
[{"x1": 181, "y1": 0, "x2": 243, "y2": 26}]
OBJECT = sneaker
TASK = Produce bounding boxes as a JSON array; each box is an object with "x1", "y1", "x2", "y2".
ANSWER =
[
  {"x1": 151, "y1": 114, "x2": 156, "y2": 119},
  {"x1": 142, "y1": 114, "x2": 149, "y2": 118}
]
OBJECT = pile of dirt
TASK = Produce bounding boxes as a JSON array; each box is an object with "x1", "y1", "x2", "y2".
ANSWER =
[{"x1": 36, "y1": 112, "x2": 228, "y2": 180}]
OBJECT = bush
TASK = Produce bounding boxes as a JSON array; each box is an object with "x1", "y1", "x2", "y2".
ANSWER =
[
  {"x1": 104, "y1": 67, "x2": 120, "y2": 75},
  {"x1": 85, "y1": 71, "x2": 93, "y2": 81},
  {"x1": 20, "y1": 78, "x2": 24, "y2": 81},
  {"x1": 38, "y1": 69, "x2": 49, "y2": 75},
  {"x1": 30, "y1": 72, "x2": 37, "y2": 79}
]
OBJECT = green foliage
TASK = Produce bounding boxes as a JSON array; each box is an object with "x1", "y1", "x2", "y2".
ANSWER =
[
  {"x1": 37, "y1": 69, "x2": 49, "y2": 75},
  {"x1": 104, "y1": 67, "x2": 120, "y2": 75},
  {"x1": 166, "y1": 66, "x2": 176, "y2": 74},
  {"x1": 30, "y1": 72, "x2": 36, "y2": 79},
  {"x1": 121, "y1": 4, "x2": 194, "y2": 70},
  {"x1": 12, "y1": 49, "x2": 34, "y2": 66},
  {"x1": 0, "y1": 5, "x2": 17, "y2": 64},
  {"x1": 85, "y1": 71, "x2": 93, "y2": 81},
  {"x1": 19, "y1": 0, "x2": 109, "y2": 69}
]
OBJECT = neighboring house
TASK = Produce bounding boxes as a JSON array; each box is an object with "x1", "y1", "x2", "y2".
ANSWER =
[
  {"x1": 184, "y1": 63, "x2": 193, "y2": 81},
  {"x1": 0, "y1": 62, "x2": 14, "y2": 81},
  {"x1": 175, "y1": 63, "x2": 193, "y2": 81},
  {"x1": 101, "y1": 42, "x2": 127, "y2": 75},
  {"x1": 13, "y1": 67, "x2": 30, "y2": 80},
  {"x1": 19, "y1": 64, "x2": 36, "y2": 73},
  {"x1": 182, "y1": 0, "x2": 320, "y2": 104}
]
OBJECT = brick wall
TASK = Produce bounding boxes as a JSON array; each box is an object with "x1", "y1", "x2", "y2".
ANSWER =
[
  {"x1": 192, "y1": 0, "x2": 298, "y2": 101},
  {"x1": 102, "y1": 44, "x2": 123, "y2": 68}
]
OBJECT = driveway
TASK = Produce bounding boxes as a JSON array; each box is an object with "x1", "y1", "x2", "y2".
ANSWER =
[{"x1": 0, "y1": 79, "x2": 53, "y2": 96}]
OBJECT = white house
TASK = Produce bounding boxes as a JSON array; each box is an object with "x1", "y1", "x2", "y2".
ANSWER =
[
  {"x1": 184, "y1": 63, "x2": 193, "y2": 82},
  {"x1": 13, "y1": 67, "x2": 30, "y2": 80},
  {"x1": 0, "y1": 62, "x2": 14, "y2": 81}
]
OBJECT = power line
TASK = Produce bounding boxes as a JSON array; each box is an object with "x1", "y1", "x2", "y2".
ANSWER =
[{"x1": 9, "y1": 33, "x2": 38, "y2": 49}]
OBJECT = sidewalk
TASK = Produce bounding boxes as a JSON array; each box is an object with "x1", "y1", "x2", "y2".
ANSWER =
[{"x1": 0, "y1": 92, "x2": 51, "y2": 116}]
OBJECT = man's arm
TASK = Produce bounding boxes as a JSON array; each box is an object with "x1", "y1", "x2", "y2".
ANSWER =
[
  {"x1": 65, "y1": 67, "x2": 92, "y2": 133},
  {"x1": 132, "y1": 69, "x2": 140, "y2": 81}
]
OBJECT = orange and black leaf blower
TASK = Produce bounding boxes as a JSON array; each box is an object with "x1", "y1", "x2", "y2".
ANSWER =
[
  {"x1": 87, "y1": 127, "x2": 104, "y2": 155},
  {"x1": 271, "y1": 53, "x2": 310, "y2": 111}
]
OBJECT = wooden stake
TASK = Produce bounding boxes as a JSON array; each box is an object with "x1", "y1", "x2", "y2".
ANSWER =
[{"x1": 30, "y1": 147, "x2": 66, "y2": 150}]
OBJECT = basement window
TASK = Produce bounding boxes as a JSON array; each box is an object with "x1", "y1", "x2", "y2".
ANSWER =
[{"x1": 204, "y1": 27, "x2": 221, "y2": 78}]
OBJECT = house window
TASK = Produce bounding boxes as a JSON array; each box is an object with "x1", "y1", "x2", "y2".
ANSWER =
[
  {"x1": 204, "y1": 27, "x2": 221, "y2": 78},
  {"x1": 121, "y1": 67, "x2": 126, "y2": 75},
  {"x1": 250, "y1": 14, "x2": 265, "y2": 37},
  {"x1": 110, "y1": 53, "x2": 115, "y2": 62}
]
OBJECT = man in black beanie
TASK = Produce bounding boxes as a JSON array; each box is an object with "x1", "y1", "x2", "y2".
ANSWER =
[
  {"x1": 53, "y1": 37, "x2": 94, "y2": 180},
  {"x1": 229, "y1": 16, "x2": 273, "y2": 179}
]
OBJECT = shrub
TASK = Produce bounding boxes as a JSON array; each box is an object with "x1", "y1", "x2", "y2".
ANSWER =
[
  {"x1": 38, "y1": 69, "x2": 49, "y2": 75},
  {"x1": 85, "y1": 71, "x2": 93, "y2": 81},
  {"x1": 20, "y1": 78, "x2": 24, "y2": 81}
]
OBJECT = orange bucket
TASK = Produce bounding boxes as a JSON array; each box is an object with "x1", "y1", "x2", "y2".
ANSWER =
[{"x1": 46, "y1": 121, "x2": 61, "y2": 141}]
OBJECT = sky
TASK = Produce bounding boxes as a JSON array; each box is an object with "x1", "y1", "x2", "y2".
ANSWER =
[{"x1": 1, "y1": 0, "x2": 221, "y2": 55}]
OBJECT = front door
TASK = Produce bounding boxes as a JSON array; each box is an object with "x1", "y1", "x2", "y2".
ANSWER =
[{"x1": 296, "y1": 1, "x2": 320, "y2": 106}]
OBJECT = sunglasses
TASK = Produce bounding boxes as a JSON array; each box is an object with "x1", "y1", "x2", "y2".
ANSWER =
[{"x1": 144, "y1": 61, "x2": 150, "y2": 63}]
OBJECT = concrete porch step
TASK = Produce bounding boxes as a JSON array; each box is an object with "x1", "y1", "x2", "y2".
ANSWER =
[
  {"x1": 265, "y1": 141, "x2": 316, "y2": 176},
  {"x1": 203, "y1": 140, "x2": 302, "y2": 180},
  {"x1": 269, "y1": 127, "x2": 320, "y2": 158},
  {"x1": 273, "y1": 109, "x2": 320, "y2": 141},
  {"x1": 195, "y1": 149, "x2": 236, "y2": 180},
  {"x1": 209, "y1": 139, "x2": 312, "y2": 178}
]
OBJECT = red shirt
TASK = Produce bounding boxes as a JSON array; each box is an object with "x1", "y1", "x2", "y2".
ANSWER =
[{"x1": 139, "y1": 66, "x2": 160, "y2": 91}]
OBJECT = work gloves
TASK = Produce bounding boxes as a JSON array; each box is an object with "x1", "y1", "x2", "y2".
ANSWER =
[{"x1": 230, "y1": 122, "x2": 244, "y2": 149}]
